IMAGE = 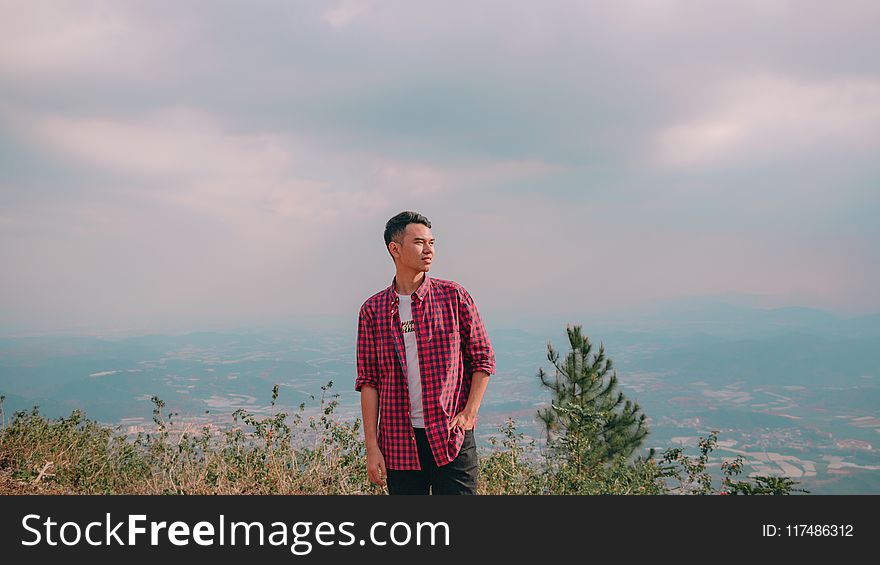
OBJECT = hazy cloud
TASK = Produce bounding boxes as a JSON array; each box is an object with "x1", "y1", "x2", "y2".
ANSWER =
[
  {"x1": 654, "y1": 73, "x2": 880, "y2": 168},
  {"x1": 322, "y1": 0, "x2": 373, "y2": 29}
]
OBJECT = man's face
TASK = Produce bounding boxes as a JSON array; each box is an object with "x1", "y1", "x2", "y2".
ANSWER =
[{"x1": 390, "y1": 223, "x2": 434, "y2": 272}]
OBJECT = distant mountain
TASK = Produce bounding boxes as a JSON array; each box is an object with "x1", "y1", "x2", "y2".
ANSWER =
[
  {"x1": 575, "y1": 299, "x2": 880, "y2": 341},
  {"x1": 626, "y1": 331, "x2": 880, "y2": 386}
]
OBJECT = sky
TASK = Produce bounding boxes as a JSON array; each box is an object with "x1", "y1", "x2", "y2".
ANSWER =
[{"x1": 1, "y1": 0, "x2": 879, "y2": 337}]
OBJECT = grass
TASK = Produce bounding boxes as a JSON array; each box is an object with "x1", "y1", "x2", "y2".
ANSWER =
[{"x1": 0, "y1": 383, "x2": 799, "y2": 495}]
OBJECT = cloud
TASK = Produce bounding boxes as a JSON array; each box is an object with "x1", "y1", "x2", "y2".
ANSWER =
[
  {"x1": 5, "y1": 106, "x2": 348, "y2": 240},
  {"x1": 20, "y1": 107, "x2": 292, "y2": 177},
  {"x1": 5, "y1": 104, "x2": 560, "y2": 232},
  {"x1": 653, "y1": 73, "x2": 880, "y2": 169},
  {"x1": 0, "y1": 1, "x2": 180, "y2": 78},
  {"x1": 322, "y1": 0, "x2": 372, "y2": 29}
]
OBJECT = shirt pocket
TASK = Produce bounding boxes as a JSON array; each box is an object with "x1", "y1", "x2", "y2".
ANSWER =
[{"x1": 428, "y1": 307, "x2": 458, "y2": 337}]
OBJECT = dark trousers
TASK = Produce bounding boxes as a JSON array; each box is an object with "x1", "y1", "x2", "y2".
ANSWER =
[{"x1": 386, "y1": 428, "x2": 479, "y2": 495}]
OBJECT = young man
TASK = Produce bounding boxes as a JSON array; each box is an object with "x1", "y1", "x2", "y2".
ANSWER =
[{"x1": 355, "y1": 211, "x2": 496, "y2": 495}]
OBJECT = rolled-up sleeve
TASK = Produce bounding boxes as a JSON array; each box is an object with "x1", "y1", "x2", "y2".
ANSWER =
[
  {"x1": 355, "y1": 304, "x2": 380, "y2": 391},
  {"x1": 458, "y1": 287, "x2": 496, "y2": 375}
]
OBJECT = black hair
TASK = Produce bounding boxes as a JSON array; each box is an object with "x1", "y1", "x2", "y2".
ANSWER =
[{"x1": 384, "y1": 211, "x2": 432, "y2": 251}]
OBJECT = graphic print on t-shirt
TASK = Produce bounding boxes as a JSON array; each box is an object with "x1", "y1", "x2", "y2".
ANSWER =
[{"x1": 397, "y1": 294, "x2": 424, "y2": 427}]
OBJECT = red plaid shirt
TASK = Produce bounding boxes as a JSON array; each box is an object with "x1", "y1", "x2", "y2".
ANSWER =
[{"x1": 355, "y1": 274, "x2": 496, "y2": 470}]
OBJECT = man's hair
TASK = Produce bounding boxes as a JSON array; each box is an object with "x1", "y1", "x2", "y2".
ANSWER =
[{"x1": 384, "y1": 211, "x2": 432, "y2": 250}]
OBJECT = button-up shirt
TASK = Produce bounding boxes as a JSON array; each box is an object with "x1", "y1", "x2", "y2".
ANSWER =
[{"x1": 355, "y1": 274, "x2": 496, "y2": 470}]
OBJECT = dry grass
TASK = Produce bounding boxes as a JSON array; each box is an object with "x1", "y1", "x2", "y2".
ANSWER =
[
  {"x1": 0, "y1": 383, "x2": 386, "y2": 495},
  {"x1": 0, "y1": 386, "x2": 557, "y2": 495}
]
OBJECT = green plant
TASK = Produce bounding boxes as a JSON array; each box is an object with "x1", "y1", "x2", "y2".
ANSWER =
[
  {"x1": 538, "y1": 325, "x2": 649, "y2": 472},
  {"x1": 661, "y1": 430, "x2": 805, "y2": 495}
]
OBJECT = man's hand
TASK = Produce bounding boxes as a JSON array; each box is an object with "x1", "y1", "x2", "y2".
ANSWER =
[
  {"x1": 448, "y1": 371, "x2": 489, "y2": 431},
  {"x1": 366, "y1": 445, "x2": 387, "y2": 486},
  {"x1": 448, "y1": 409, "x2": 477, "y2": 431}
]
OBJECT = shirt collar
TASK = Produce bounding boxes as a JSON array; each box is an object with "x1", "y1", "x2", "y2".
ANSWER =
[{"x1": 387, "y1": 273, "x2": 431, "y2": 305}]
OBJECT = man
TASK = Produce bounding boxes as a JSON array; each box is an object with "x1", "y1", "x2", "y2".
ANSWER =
[{"x1": 355, "y1": 211, "x2": 496, "y2": 495}]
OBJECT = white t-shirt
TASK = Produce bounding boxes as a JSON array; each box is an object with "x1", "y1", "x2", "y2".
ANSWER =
[{"x1": 397, "y1": 293, "x2": 424, "y2": 427}]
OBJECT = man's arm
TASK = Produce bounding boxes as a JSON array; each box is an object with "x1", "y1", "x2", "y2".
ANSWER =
[
  {"x1": 360, "y1": 384, "x2": 386, "y2": 486},
  {"x1": 449, "y1": 287, "x2": 496, "y2": 431},
  {"x1": 355, "y1": 304, "x2": 386, "y2": 486}
]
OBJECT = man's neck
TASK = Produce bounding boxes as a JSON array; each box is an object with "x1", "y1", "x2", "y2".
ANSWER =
[{"x1": 395, "y1": 271, "x2": 426, "y2": 296}]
